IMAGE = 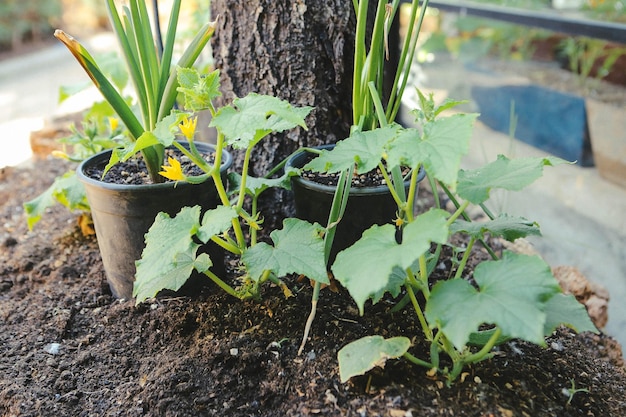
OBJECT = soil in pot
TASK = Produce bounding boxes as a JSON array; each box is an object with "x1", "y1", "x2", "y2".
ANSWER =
[
  {"x1": 77, "y1": 142, "x2": 232, "y2": 299},
  {"x1": 287, "y1": 145, "x2": 423, "y2": 263},
  {"x1": 1, "y1": 158, "x2": 625, "y2": 416}
]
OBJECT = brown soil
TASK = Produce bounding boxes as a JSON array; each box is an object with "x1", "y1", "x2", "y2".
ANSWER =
[{"x1": 1, "y1": 158, "x2": 626, "y2": 417}]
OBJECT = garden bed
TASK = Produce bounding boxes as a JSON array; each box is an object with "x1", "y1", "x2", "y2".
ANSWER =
[{"x1": 1, "y1": 158, "x2": 625, "y2": 416}]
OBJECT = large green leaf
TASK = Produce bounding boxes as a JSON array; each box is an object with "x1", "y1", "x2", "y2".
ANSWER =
[
  {"x1": 134, "y1": 206, "x2": 202, "y2": 304},
  {"x1": 386, "y1": 113, "x2": 477, "y2": 186},
  {"x1": 426, "y1": 252, "x2": 562, "y2": 349},
  {"x1": 211, "y1": 94, "x2": 312, "y2": 150},
  {"x1": 543, "y1": 293, "x2": 598, "y2": 335},
  {"x1": 332, "y1": 209, "x2": 449, "y2": 314},
  {"x1": 457, "y1": 155, "x2": 568, "y2": 204},
  {"x1": 303, "y1": 125, "x2": 400, "y2": 174},
  {"x1": 241, "y1": 218, "x2": 327, "y2": 283},
  {"x1": 450, "y1": 214, "x2": 541, "y2": 242},
  {"x1": 338, "y1": 336, "x2": 411, "y2": 383}
]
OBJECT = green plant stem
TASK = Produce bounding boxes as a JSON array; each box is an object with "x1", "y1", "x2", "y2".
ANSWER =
[
  {"x1": 463, "y1": 327, "x2": 501, "y2": 365},
  {"x1": 406, "y1": 281, "x2": 433, "y2": 341},
  {"x1": 204, "y1": 269, "x2": 241, "y2": 299},
  {"x1": 211, "y1": 133, "x2": 246, "y2": 248},
  {"x1": 236, "y1": 147, "x2": 254, "y2": 209},
  {"x1": 402, "y1": 351, "x2": 435, "y2": 369},
  {"x1": 453, "y1": 237, "x2": 476, "y2": 279},
  {"x1": 210, "y1": 235, "x2": 241, "y2": 255},
  {"x1": 250, "y1": 196, "x2": 259, "y2": 246},
  {"x1": 446, "y1": 200, "x2": 470, "y2": 226},
  {"x1": 405, "y1": 166, "x2": 422, "y2": 222}
]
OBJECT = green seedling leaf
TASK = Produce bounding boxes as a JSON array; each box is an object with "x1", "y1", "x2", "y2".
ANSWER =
[
  {"x1": 386, "y1": 113, "x2": 477, "y2": 187},
  {"x1": 338, "y1": 336, "x2": 411, "y2": 383},
  {"x1": 333, "y1": 209, "x2": 449, "y2": 314},
  {"x1": 303, "y1": 125, "x2": 400, "y2": 174},
  {"x1": 176, "y1": 67, "x2": 221, "y2": 111},
  {"x1": 242, "y1": 218, "x2": 327, "y2": 283},
  {"x1": 227, "y1": 171, "x2": 294, "y2": 198},
  {"x1": 211, "y1": 94, "x2": 312, "y2": 150},
  {"x1": 134, "y1": 206, "x2": 202, "y2": 304},
  {"x1": 457, "y1": 155, "x2": 569, "y2": 204},
  {"x1": 450, "y1": 214, "x2": 541, "y2": 242},
  {"x1": 24, "y1": 171, "x2": 89, "y2": 230},
  {"x1": 543, "y1": 293, "x2": 598, "y2": 335},
  {"x1": 197, "y1": 205, "x2": 238, "y2": 242},
  {"x1": 426, "y1": 252, "x2": 562, "y2": 349}
]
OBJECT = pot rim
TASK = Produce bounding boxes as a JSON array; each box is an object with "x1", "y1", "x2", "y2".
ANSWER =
[
  {"x1": 286, "y1": 144, "x2": 425, "y2": 196},
  {"x1": 76, "y1": 141, "x2": 232, "y2": 192}
]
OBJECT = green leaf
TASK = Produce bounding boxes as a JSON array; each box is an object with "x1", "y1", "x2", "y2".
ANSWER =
[
  {"x1": 543, "y1": 293, "x2": 598, "y2": 335},
  {"x1": 338, "y1": 336, "x2": 411, "y2": 383},
  {"x1": 426, "y1": 252, "x2": 562, "y2": 349},
  {"x1": 197, "y1": 205, "x2": 238, "y2": 243},
  {"x1": 457, "y1": 155, "x2": 569, "y2": 204},
  {"x1": 333, "y1": 209, "x2": 449, "y2": 314},
  {"x1": 134, "y1": 206, "x2": 203, "y2": 304},
  {"x1": 227, "y1": 172, "x2": 294, "y2": 198},
  {"x1": 241, "y1": 218, "x2": 327, "y2": 283},
  {"x1": 24, "y1": 171, "x2": 89, "y2": 230},
  {"x1": 176, "y1": 67, "x2": 221, "y2": 111},
  {"x1": 450, "y1": 214, "x2": 541, "y2": 242},
  {"x1": 303, "y1": 125, "x2": 400, "y2": 174},
  {"x1": 386, "y1": 113, "x2": 477, "y2": 186},
  {"x1": 211, "y1": 94, "x2": 312, "y2": 150}
]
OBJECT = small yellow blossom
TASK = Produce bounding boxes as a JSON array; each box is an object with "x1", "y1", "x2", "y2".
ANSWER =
[
  {"x1": 394, "y1": 217, "x2": 405, "y2": 227},
  {"x1": 159, "y1": 157, "x2": 186, "y2": 181},
  {"x1": 179, "y1": 116, "x2": 198, "y2": 140},
  {"x1": 108, "y1": 117, "x2": 119, "y2": 131}
]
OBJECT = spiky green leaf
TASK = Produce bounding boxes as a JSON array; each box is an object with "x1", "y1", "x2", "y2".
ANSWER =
[
  {"x1": 332, "y1": 209, "x2": 449, "y2": 314},
  {"x1": 134, "y1": 206, "x2": 202, "y2": 304},
  {"x1": 242, "y1": 218, "x2": 327, "y2": 283},
  {"x1": 303, "y1": 125, "x2": 400, "y2": 174},
  {"x1": 450, "y1": 214, "x2": 541, "y2": 242},
  {"x1": 426, "y1": 252, "x2": 562, "y2": 349},
  {"x1": 338, "y1": 336, "x2": 411, "y2": 382},
  {"x1": 457, "y1": 155, "x2": 569, "y2": 204}
]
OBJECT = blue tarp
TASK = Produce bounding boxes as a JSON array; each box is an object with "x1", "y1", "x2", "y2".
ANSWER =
[{"x1": 472, "y1": 84, "x2": 594, "y2": 166}]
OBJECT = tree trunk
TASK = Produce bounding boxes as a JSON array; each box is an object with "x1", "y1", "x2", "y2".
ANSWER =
[{"x1": 210, "y1": 0, "x2": 355, "y2": 225}]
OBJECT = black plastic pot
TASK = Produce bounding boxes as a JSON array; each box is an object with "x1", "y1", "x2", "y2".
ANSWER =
[
  {"x1": 77, "y1": 142, "x2": 232, "y2": 300},
  {"x1": 286, "y1": 145, "x2": 425, "y2": 263}
]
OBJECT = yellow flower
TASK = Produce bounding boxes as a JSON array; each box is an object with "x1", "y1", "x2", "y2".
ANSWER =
[
  {"x1": 159, "y1": 157, "x2": 186, "y2": 181},
  {"x1": 179, "y1": 116, "x2": 197, "y2": 140},
  {"x1": 108, "y1": 117, "x2": 119, "y2": 132}
]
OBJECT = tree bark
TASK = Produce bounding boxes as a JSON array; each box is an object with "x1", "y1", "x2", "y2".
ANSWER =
[{"x1": 210, "y1": 0, "x2": 355, "y2": 225}]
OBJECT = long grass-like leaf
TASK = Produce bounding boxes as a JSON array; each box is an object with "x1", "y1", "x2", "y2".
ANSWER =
[
  {"x1": 158, "y1": 0, "x2": 182, "y2": 102},
  {"x1": 105, "y1": 0, "x2": 149, "y2": 128},
  {"x1": 54, "y1": 30, "x2": 143, "y2": 140},
  {"x1": 130, "y1": 0, "x2": 160, "y2": 129},
  {"x1": 158, "y1": 21, "x2": 216, "y2": 121}
]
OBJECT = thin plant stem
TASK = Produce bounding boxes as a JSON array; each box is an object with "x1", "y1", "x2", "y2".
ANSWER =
[
  {"x1": 298, "y1": 281, "x2": 321, "y2": 356},
  {"x1": 453, "y1": 237, "x2": 476, "y2": 279}
]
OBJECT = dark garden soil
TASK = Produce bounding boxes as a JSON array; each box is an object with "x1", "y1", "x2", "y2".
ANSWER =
[{"x1": 1, "y1": 157, "x2": 626, "y2": 417}]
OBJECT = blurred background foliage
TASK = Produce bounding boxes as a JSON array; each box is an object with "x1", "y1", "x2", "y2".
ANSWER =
[{"x1": 0, "y1": 0, "x2": 211, "y2": 56}]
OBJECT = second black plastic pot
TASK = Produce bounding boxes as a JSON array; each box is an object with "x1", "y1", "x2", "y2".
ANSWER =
[
  {"x1": 77, "y1": 142, "x2": 232, "y2": 300},
  {"x1": 286, "y1": 145, "x2": 425, "y2": 263}
]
